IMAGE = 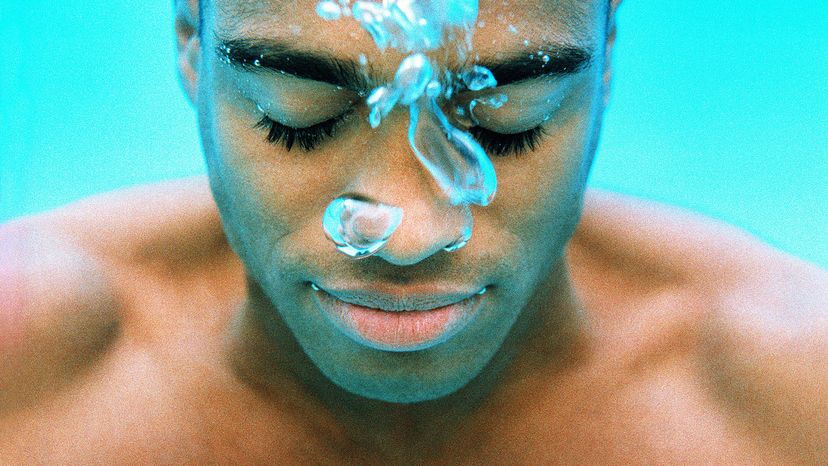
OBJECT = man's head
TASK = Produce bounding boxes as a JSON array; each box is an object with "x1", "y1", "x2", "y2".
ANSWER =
[{"x1": 174, "y1": 0, "x2": 620, "y2": 403}]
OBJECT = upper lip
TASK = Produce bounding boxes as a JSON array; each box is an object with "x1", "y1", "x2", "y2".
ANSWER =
[{"x1": 315, "y1": 284, "x2": 484, "y2": 311}]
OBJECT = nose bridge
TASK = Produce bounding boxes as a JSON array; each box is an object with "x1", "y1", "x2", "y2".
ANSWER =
[{"x1": 349, "y1": 131, "x2": 471, "y2": 265}]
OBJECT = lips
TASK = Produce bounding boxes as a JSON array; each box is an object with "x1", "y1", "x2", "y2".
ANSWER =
[{"x1": 311, "y1": 284, "x2": 486, "y2": 352}]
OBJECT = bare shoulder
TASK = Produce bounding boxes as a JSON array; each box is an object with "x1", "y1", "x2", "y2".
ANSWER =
[
  {"x1": 0, "y1": 219, "x2": 119, "y2": 412},
  {"x1": 22, "y1": 176, "x2": 231, "y2": 271},
  {"x1": 569, "y1": 188, "x2": 818, "y2": 285},
  {"x1": 570, "y1": 188, "x2": 828, "y2": 463},
  {"x1": 0, "y1": 176, "x2": 240, "y2": 412}
]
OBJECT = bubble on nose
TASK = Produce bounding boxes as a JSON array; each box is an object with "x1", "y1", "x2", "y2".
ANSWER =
[{"x1": 323, "y1": 197, "x2": 404, "y2": 259}]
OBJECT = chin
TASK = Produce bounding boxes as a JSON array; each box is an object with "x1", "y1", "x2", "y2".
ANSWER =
[
  {"x1": 331, "y1": 372, "x2": 478, "y2": 404},
  {"x1": 309, "y1": 343, "x2": 490, "y2": 404}
]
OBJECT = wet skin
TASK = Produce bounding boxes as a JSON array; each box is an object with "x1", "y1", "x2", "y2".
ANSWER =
[
  {"x1": 2, "y1": 0, "x2": 828, "y2": 463},
  {"x1": 196, "y1": 0, "x2": 611, "y2": 406}
]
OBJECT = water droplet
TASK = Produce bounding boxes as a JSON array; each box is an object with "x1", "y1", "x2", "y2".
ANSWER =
[
  {"x1": 323, "y1": 197, "x2": 403, "y2": 259},
  {"x1": 366, "y1": 85, "x2": 400, "y2": 128},
  {"x1": 253, "y1": 59, "x2": 261, "y2": 66},
  {"x1": 444, "y1": 235, "x2": 469, "y2": 252},
  {"x1": 315, "y1": 0, "x2": 343, "y2": 20},
  {"x1": 394, "y1": 53, "x2": 434, "y2": 105},
  {"x1": 477, "y1": 94, "x2": 508, "y2": 109},
  {"x1": 444, "y1": 208, "x2": 473, "y2": 252},
  {"x1": 542, "y1": 54, "x2": 550, "y2": 63},
  {"x1": 426, "y1": 80, "x2": 442, "y2": 97},
  {"x1": 508, "y1": 24, "x2": 518, "y2": 34},
  {"x1": 461, "y1": 65, "x2": 497, "y2": 91},
  {"x1": 408, "y1": 96, "x2": 497, "y2": 206},
  {"x1": 523, "y1": 39, "x2": 529, "y2": 46},
  {"x1": 358, "y1": 53, "x2": 368, "y2": 66}
]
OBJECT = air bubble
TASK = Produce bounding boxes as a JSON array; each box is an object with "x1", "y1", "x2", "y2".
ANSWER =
[
  {"x1": 461, "y1": 65, "x2": 497, "y2": 91},
  {"x1": 366, "y1": 86, "x2": 400, "y2": 128},
  {"x1": 315, "y1": 1, "x2": 343, "y2": 20},
  {"x1": 316, "y1": 0, "x2": 497, "y2": 258},
  {"x1": 394, "y1": 53, "x2": 434, "y2": 105},
  {"x1": 477, "y1": 94, "x2": 508, "y2": 109},
  {"x1": 409, "y1": 96, "x2": 497, "y2": 206},
  {"x1": 323, "y1": 197, "x2": 403, "y2": 259}
]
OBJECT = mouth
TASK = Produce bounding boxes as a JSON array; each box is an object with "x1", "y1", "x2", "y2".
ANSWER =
[{"x1": 310, "y1": 284, "x2": 487, "y2": 352}]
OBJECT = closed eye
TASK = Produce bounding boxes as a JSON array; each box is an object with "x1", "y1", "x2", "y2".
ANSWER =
[
  {"x1": 254, "y1": 110, "x2": 354, "y2": 152},
  {"x1": 254, "y1": 109, "x2": 547, "y2": 157},
  {"x1": 468, "y1": 125, "x2": 547, "y2": 157}
]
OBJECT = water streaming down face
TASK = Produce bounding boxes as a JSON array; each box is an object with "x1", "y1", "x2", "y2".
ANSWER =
[{"x1": 317, "y1": 0, "x2": 506, "y2": 259}]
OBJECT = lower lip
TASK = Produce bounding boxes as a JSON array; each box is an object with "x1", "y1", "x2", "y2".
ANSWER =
[{"x1": 312, "y1": 288, "x2": 485, "y2": 352}]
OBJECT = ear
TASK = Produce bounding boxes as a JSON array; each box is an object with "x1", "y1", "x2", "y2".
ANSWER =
[
  {"x1": 602, "y1": 0, "x2": 622, "y2": 108},
  {"x1": 175, "y1": 0, "x2": 201, "y2": 106}
]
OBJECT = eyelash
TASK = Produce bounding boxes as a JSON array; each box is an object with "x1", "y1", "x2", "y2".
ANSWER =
[
  {"x1": 467, "y1": 125, "x2": 547, "y2": 157},
  {"x1": 254, "y1": 112, "x2": 547, "y2": 157},
  {"x1": 254, "y1": 111, "x2": 352, "y2": 152}
]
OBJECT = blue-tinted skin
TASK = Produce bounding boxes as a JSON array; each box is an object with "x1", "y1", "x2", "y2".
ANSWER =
[{"x1": 196, "y1": 0, "x2": 614, "y2": 404}]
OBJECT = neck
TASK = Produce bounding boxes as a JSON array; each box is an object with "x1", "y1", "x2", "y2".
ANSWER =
[{"x1": 224, "y1": 257, "x2": 591, "y2": 461}]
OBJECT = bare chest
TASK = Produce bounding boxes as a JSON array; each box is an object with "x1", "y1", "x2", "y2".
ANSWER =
[
  {"x1": 0, "y1": 346, "x2": 776, "y2": 465},
  {"x1": 441, "y1": 364, "x2": 775, "y2": 465}
]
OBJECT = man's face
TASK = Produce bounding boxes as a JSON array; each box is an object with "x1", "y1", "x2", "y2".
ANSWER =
[{"x1": 194, "y1": 0, "x2": 611, "y2": 402}]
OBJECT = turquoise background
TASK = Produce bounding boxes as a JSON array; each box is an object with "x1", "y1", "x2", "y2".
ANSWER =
[{"x1": 1, "y1": 1, "x2": 826, "y2": 267}]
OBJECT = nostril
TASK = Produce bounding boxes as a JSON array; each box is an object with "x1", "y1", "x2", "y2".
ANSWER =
[{"x1": 370, "y1": 203, "x2": 474, "y2": 265}]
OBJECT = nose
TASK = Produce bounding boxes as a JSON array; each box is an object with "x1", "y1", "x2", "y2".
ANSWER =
[{"x1": 345, "y1": 138, "x2": 473, "y2": 266}]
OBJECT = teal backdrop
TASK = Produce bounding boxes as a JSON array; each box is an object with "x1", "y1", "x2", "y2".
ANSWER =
[{"x1": 1, "y1": 1, "x2": 826, "y2": 267}]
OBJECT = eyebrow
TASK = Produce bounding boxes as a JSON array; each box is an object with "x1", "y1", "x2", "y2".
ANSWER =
[
  {"x1": 216, "y1": 37, "x2": 593, "y2": 91},
  {"x1": 477, "y1": 46, "x2": 593, "y2": 86}
]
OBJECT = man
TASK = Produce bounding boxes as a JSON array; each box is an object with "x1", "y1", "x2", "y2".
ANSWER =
[{"x1": 1, "y1": 0, "x2": 826, "y2": 463}]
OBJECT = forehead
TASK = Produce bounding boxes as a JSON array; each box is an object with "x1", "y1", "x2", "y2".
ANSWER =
[{"x1": 210, "y1": 0, "x2": 605, "y2": 56}]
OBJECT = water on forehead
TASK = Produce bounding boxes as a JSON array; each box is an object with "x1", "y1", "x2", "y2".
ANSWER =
[{"x1": 211, "y1": 0, "x2": 604, "y2": 47}]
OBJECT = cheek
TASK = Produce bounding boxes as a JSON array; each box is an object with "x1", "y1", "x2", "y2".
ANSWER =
[
  {"x1": 487, "y1": 82, "x2": 601, "y2": 257},
  {"x1": 198, "y1": 92, "x2": 341, "y2": 272}
]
